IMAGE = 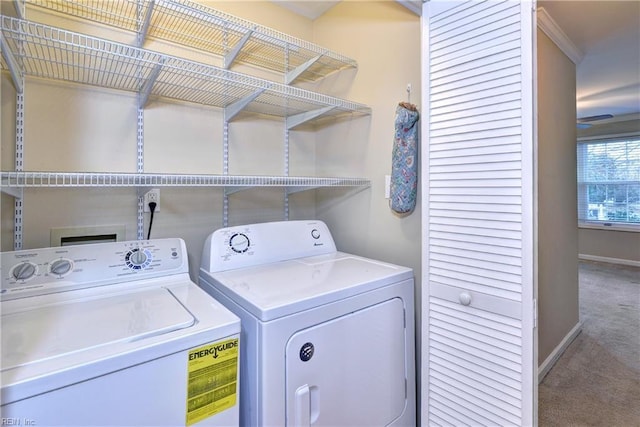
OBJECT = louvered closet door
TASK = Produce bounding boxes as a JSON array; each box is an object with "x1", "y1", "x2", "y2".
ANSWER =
[{"x1": 421, "y1": 1, "x2": 536, "y2": 426}]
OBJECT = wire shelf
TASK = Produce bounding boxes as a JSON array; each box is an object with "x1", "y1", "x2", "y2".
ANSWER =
[
  {"x1": 0, "y1": 16, "x2": 370, "y2": 124},
  {"x1": 1, "y1": 171, "x2": 370, "y2": 190},
  {"x1": 24, "y1": 0, "x2": 358, "y2": 83}
]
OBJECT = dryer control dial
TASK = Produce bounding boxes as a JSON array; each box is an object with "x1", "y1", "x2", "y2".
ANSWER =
[
  {"x1": 11, "y1": 262, "x2": 38, "y2": 281},
  {"x1": 229, "y1": 233, "x2": 250, "y2": 253},
  {"x1": 49, "y1": 259, "x2": 73, "y2": 276}
]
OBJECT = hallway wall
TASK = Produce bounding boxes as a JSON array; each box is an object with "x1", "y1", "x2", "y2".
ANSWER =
[{"x1": 537, "y1": 29, "x2": 580, "y2": 366}]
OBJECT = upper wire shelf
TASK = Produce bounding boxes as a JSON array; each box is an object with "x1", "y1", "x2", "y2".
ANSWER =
[
  {"x1": 22, "y1": 0, "x2": 358, "y2": 84},
  {"x1": 1, "y1": 172, "x2": 370, "y2": 194},
  {"x1": 0, "y1": 16, "x2": 370, "y2": 127}
]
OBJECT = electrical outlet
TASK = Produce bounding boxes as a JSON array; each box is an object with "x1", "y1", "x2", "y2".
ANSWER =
[{"x1": 144, "y1": 189, "x2": 160, "y2": 212}]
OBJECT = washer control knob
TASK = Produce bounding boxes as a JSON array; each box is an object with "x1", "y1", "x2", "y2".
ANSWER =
[
  {"x1": 130, "y1": 249, "x2": 147, "y2": 265},
  {"x1": 50, "y1": 259, "x2": 73, "y2": 276},
  {"x1": 311, "y1": 229, "x2": 321, "y2": 239},
  {"x1": 125, "y1": 248, "x2": 152, "y2": 270},
  {"x1": 12, "y1": 262, "x2": 37, "y2": 281},
  {"x1": 229, "y1": 233, "x2": 250, "y2": 253}
]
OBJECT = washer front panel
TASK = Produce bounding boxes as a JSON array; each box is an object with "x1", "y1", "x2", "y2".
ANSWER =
[{"x1": 1, "y1": 238, "x2": 187, "y2": 300}]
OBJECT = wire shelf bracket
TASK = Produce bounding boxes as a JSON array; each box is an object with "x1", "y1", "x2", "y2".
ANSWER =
[
  {"x1": 285, "y1": 54, "x2": 322, "y2": 85},
  {"x1": 224, "y1": 28, "x2": 254, "y2": 69},
  {"x1": 138, "y1": 0, "x2": 156, "y2": 48},
  {"x1": 286, "y1": 186, "x2": 318, "y2": 195},
  {"x1": 1, "y1": 32, "x2": 24, "y2": 94},
  {"x1": 2, "y1": 186, "x2": 23, "y2": 198},
  {"x1": 138, "y1": 58, "x2": 164, "y2": 108},
  {"x1": 224, "y1": 87, "x2": 268, "y2": 121},
  {"x1": 286, "y1": 106, "x2": 335, "y2": 130},
  {"x1": 224, "y1": 186, "x2": 253, "y2": 196},
  {"x1": 13, "y1": 0, "x2": 24, "y2": 20}
]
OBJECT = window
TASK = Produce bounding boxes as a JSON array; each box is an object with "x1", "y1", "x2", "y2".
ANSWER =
[{"x1": 577, "y1": 137, "x2": 640, "y2": 227}]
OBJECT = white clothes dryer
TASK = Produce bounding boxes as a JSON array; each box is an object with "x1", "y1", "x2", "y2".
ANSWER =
[
  {"x1": 199, "y1": 220, "x2": 416, "y2": 427},
  {"x1": 1, "y1": 238, "x2": 240, "y2": 427}
]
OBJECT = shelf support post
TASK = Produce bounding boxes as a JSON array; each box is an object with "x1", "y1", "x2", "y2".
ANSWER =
[
  {"x1": 222, "y1": 9, "x2": 231, "y2": 226},
  {"x1": 224, "y1": 28, "x2": 254, "y2": 69},
  {"x1": 13, "y1": 185, "x2": 23, "y2": 250},
  {"x1": 286, "y1": 106, "x2": 335, "y2": 129},
  {"x1": 224, "y1": 88, "x2": 267, "y2": 121},
  {"x1": 136, "y1": 107, "x2": 145, "y2": 240},
  {"x1": 285, "y1": 54, "x2": 322, "y2": 85},
  {"x1": 222, "y1": 114, "x2": 230, "y2": 227},
  {"x1": 13, "y1": 88, "x2": 25, "y2": 250},
  {"x1": 5, "y1": 6, "x2": 26, "y2": 249},
  {"x1": 1, "y1": 33, "x2": 24, "y2": 94},
  {"x1": 283, "y1": 126, "x2": 290, "y2": 220}
]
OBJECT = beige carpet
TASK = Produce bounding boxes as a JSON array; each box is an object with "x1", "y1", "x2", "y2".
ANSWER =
[{"x1": 538, "y1": 261, "x2": 640, "y2": 426}]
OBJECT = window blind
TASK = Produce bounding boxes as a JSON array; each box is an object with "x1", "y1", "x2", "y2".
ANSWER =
[{"x1": 577, "y1": 137, "x2": 640, "y2": 225}]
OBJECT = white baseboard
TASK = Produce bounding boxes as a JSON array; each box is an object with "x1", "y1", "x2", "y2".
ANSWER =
[
  {"x1": 538, "y1": 321, "x2": 583, "y2": 383},
  {"x1": 579, "y1": 254, "x2": 640, "y2": 268}
]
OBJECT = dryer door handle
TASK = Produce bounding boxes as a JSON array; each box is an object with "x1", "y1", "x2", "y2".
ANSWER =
[
  {"x1": 294, "y1": 384, "x2": 311, "y2": 427},
  {"x1": 294, "y1": 384, "x2": 319, "y2": 426}
]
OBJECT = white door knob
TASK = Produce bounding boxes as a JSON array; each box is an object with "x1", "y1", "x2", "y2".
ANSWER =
[{"x1": 459, "y1": 292, "x2": 472, "y2": 306}]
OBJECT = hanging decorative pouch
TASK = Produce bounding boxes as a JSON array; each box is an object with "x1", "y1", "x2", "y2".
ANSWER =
[{"x1": 390, "y1": 101, "x2": 420, "y2": 215}]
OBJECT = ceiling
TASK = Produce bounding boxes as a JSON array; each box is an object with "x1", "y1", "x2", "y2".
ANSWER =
[
  {"x1": 539, "y1": 1, "x2": 640, "y2": 123},
  {"x1": 273, "y1": 0, "x2": 340, "y2": 20},
  {"x1": 274, "y1": 1, "x2": 640, "y2": 123}
]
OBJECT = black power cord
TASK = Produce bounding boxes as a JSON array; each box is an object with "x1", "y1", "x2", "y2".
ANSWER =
[{"x1": 147, "y1": 201, "x2": 157, "y2": 240}]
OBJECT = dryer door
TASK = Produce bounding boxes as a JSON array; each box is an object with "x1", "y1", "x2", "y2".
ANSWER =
[{"x1": 285, "y1": 298, "x2": 407, "y2": 426}]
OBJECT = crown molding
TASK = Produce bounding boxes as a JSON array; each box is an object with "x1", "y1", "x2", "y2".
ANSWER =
[
  {"x1": 396, "y1": 0, "x2": 422, "y2": 16},
  {"x1": 537, "y1": 7, "x2": 584, "y2": 64}
]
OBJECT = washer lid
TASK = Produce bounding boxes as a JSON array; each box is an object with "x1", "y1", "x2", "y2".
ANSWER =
[
  {"x1": 1, "y1": 287, "x2": 194, "y2": 372},
  {"x1": 1, "y1": 280, "x2": 240, "y2": 406},
  {"x1": 204, "y1": 252, "x2": 413, "y2": 321}
]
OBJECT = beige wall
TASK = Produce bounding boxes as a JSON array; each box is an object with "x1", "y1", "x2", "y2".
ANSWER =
[
  {"x1": 537, "y1": 30, "x2": 580, "y2": 365},
  {"x1": 579, "y1": 228, "x2": 640, "y2": 263},
  {"x1": 312, "y1": 2, "x2": 422, "y2": 285}
]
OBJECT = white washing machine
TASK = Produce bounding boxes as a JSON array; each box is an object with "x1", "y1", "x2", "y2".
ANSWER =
[
  {"x1": 1, "y1": 238, "x2": 240, "y2": 427},
  {"x1": 198, "y1": 220, "x2": 416, "y2": 427}
]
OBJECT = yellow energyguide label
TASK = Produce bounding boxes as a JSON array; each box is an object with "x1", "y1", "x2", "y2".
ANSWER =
[{"x1": 186, "y1": 337, "x2": 239, "y2": 426}]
